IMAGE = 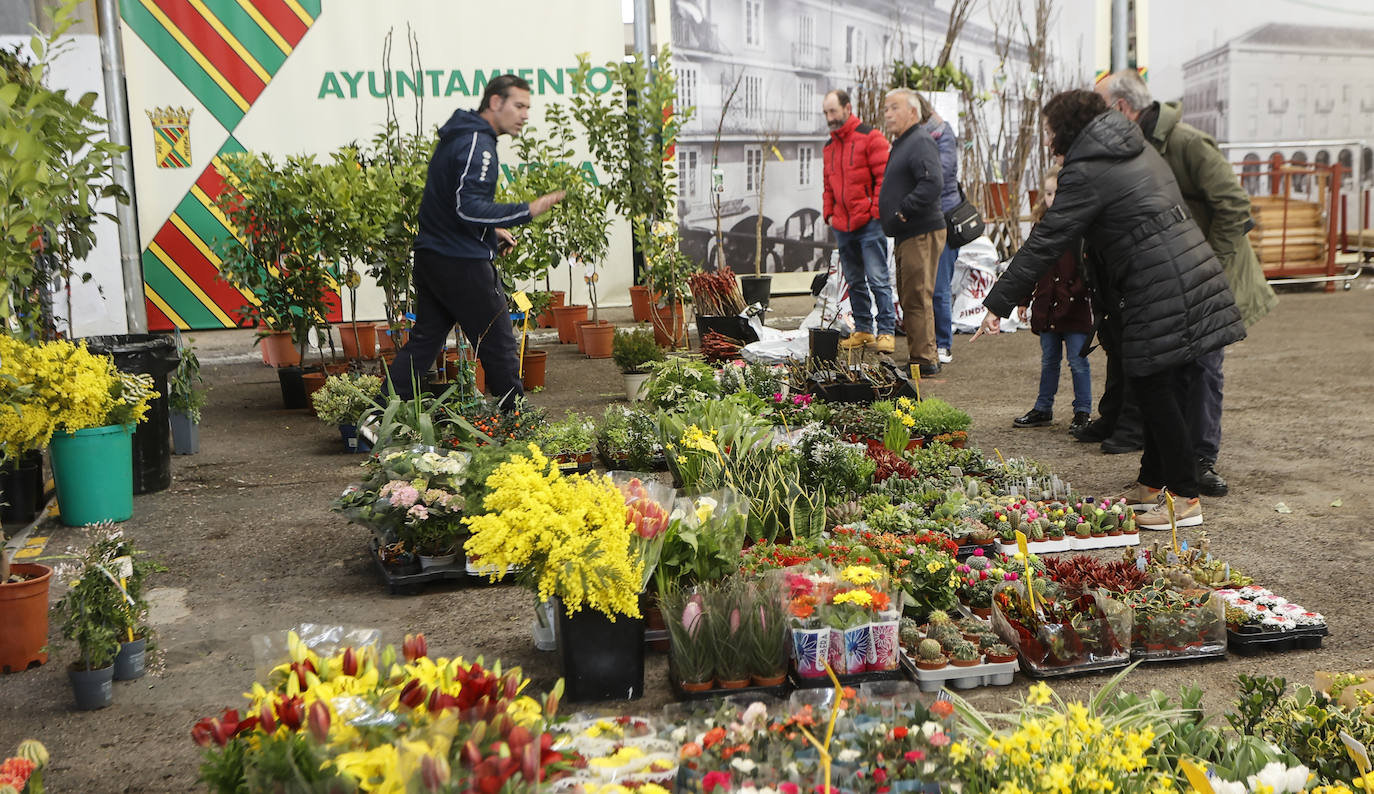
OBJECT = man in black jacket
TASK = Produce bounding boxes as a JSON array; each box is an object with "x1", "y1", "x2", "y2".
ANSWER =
[
  {"x1": 389, "y1": 74, "x2": 564, "y2": 408},
  {"x1": 973, "y1": 90, "x2": 1245, "y2": 530},
  {"x1": 878, "y1": 88, "x2": 946, "y2": 377}
]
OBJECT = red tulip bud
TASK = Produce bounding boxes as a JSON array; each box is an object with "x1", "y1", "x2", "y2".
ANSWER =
[
  {"x1": 522, "y1": 741, "x2": 541, "y2": 782},
  {"x1": 499, "y1": 714, "x2": 514, "y2": 738},
  {"x1": 191, "y1": 719, "x2": 216, "y2": 747},
  {"x1": 462, "y1": 740, "x2": 483, "y2": 768},
  {"x1": 259, "y1": 703, "x2": 277, "y2": 734},
  {"x1": 399, "y1": 679, "x2": 427, "y2": 709},
  {"x1": 308, "y1": 700, "x2": 331, "y2": 743},
  {"x1": 422, "y1": 754, "x2": 452, "y2": 791},
  {"x1": 276, "y1": 696, "x2": 305, "y2": 732},
  {"x1": 507, "y1": 725, "x2": 532, "y2": 751},
  {"x1": 403, "y1": 633, "x2": 428, "y2": 662},
  {"x1": 342, "y1": 647, "x2": 359, "y2": 676}
]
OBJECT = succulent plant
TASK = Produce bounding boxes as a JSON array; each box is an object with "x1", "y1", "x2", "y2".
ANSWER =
[
  {"x1": 930, "y1": 624, "x2": 963, "y2": 649},
  {"x1": 927, "y1": 609, "x2": 952, "y2": 625},
  {"x1": 917, "y1": 638, "x2": 944, "y2": 662},
  {"x1": 827, "y1": 500, "x2": 864, "y2": 527},
  {"x1": 977, "y1": 632, "x2": 1002, "y2": 651},
  {"x1": 951, "y1": 640, "x2": 980, "y2": 662},
  {"x1": 899, "y1": 618, "x2": 921, "y2": 647},
  {"x1": 966, "y1": 555, "x2": 991, "y2": 571},
  {"x1": 988, "y1": 643, "x2": 1015, "y2": 658}
]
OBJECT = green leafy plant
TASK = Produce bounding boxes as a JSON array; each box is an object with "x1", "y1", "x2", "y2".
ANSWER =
[
  {"x1": 310, "y1": 373, "x2": 381, "y2": 427},
  {"x1": 532, "y1": 412, "x2": 595, "y2": 458},
  {"x1": 0, "y1": 3, "x2": 130, "y2": 339},
  {"x1": 168, "y1": 336, "x2": 208, "y2": 423},
  {"x1": 744, "y1": 579, "x2": 789, "y2": 680},
  {"x1": 596, "y1": 405, "x2": 660, "y2": 471},
  {"x1": 51, "y1": 523, "x2": 163, "y2": 670},
  {"x1": 642, "y1": 357, "x2": 719, "y2": 411},
  {"x1": 659, "y1": 580, "x2": 714, "y2": 685},
  {"x1": 611, "y1": 327, "x2": 665, "y2": 375}
]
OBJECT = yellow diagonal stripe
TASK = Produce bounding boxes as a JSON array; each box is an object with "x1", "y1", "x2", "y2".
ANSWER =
[
  {"x1": 139, "y1": 0, "x2": 251, "y2": 112},
  {"x1": 146, "y1": 284, "x2": 189, "y2": 329},
  {"x1": 168, "y1": 213, "x2": 259, "y2": 306},
  {"x1": 12, "y1": 547, "x2": 41, "y2": 560},
  {"x1": 281, "y1": 0, "x2": 314, "y2": 27},
  {"x1": 186, "y1": 0, "x2": 272, "y2": 84},
  {"x1": 190, "y1": 183, "x2": 250, "y2": 248},
  {"x1": 234, "y1": 0, "x2": 292, "y2": 54},
  {"x1": 148, "y1": 240, "x2": 238, "y2": 327}
]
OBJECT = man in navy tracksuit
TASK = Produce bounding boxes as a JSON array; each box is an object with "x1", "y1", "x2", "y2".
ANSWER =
[{"x1": 389, "y1": 74, "x2": 564, "y2": 409}]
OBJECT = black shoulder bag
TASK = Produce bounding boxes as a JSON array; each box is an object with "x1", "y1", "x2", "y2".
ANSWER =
[{"x1": 944, "y1": 182, "x2": 985, "y2": 248}]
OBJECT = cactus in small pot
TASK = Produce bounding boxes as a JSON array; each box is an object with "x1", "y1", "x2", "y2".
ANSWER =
[
  {"x1": 950, "y1": 640, "x2": 981, "y2": 665},
  {"x1": 915, "y1": 638, "x2": 947, "y2": 669},
  {"x1": 986, "y1": 642, "x2": 1017, "y2": 662}
]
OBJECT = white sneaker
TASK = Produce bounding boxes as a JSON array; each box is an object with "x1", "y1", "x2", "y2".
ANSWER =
[{"x1": 937, "y1": 347, "x2": 953, "y2": 364}]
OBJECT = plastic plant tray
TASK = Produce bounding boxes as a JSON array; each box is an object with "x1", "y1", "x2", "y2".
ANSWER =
[
  {"x1": 368, "y1": 538, "x2": 510, "y2": 595},
  {"x1": 1020, "y1": 653, "x2": 1130, "y2": 679},
  {"x1": 1131, "y1": 643, "x2": 1227, "y2": 663},
  {"x1": 995, "y1": 534, "x2": 1140, "y2": 556},
  {"x1": 789, "y1": 665, "x2": 907, "y2": 689},
  {"x1": 1227, "y1": 625, "x2": 1328, "y2": 653},
  {"x1": 901, "y1": 653, "x2": 1018, "y2": 692}
]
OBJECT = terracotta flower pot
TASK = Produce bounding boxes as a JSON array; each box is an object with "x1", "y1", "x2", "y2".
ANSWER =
[
  {"x1": 521, "y1": 349, "x2": 547, "y2": 390},
  {"x1": 628, "y1": 285, "x2": 655, "y2": 323},
  {"x1": 652, "y1": 302, "x2": 686, "y2": 349},
  {"x1": 915, "y1": 658, "x2": 948, "y2": 671},
  {"x1": 261, "y1": 331, "x2": 300, "y2": 367},
  {"x1": 573, "y1": 319, "x2": 596, "y2": 354},
  {"x1": 337, "y1": 322, "x2": 377, "y2": 359},
  {"x1": 950, "y1": 657, "x2": 982, "y2": 667},
  {"x1": 0, "y1": 563, "x2": 52, "y2": 673},
  {"x1": 302, "y1": 370, "x2": 328, "y2": 415},
  {"x1": 751, "y1": 673, "x2": 786, "y2": 687},
  {"x1": 582, "y1": 322, "x2": 614, "y2": 359},
  {"x1": 680, "y1": 680, "x2": 714, "y2": 693},
  {"x1": 718, "y1": 678, "x2": 750, "y2": 689},
  {"x1": 985, "y1": 652, "x2": 1017, "y2": 664},
  {"x1": 474, "y1": 360, "x2": 486, "y2": 393},
  {"x1": 376, "y1": 323, "x2": 395, "y2": 353},
  {"x1": 552, "y1": 304, "x2": 588, "y2": 344}
]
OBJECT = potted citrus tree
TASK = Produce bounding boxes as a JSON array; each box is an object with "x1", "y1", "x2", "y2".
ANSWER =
[
  {"x1": 611, "y1": 328, "x2": 664, "y2": 402},
  {"x1": 168, "y1": 335, "x2": 207, "y2": 455}
]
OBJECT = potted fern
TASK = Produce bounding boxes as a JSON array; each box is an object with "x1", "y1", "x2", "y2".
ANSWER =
[
  {"x1": 611, "y1": 328, "x2": 665, "y2": 402},
  {"x1": 168, "y1": 336, "x2": 207, "y2": 455}
]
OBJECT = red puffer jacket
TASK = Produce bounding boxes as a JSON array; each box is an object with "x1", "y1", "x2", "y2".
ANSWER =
[{"x1": 823, "y1": 115, "x2": 890, "y2": 233}]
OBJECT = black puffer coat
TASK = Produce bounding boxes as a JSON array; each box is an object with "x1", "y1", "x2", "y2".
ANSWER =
[{"x1": 984, "y1": 111, "x2": 1245, "y2": 376}]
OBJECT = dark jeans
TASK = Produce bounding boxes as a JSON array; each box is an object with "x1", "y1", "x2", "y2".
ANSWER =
[
  {"x1": 387, "y1": 249, "x2": 523, "y2": 409},
  {"x1": 932, "y1": 243, "x2": 959, "y2": 349},
  {"x1": 1034, "y1": 331, "x2": 1092, "y2": 414},
  {"x1": 834, "y1": 219, "x2": 894, "y2": 335},
  {"x1": 1096, "y1": 314, "x2": 1143, "y2": 443},
  {"x1": 1130, "y1": 360, "x2": 1202, "y2": 498},
  {"x1": 1187, "y1": 348, "x2": 1224, "y2": 462}
]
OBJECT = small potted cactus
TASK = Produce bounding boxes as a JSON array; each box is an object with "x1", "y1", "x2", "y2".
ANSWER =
[
  {"x1": 914, "y1": 638, "x2": 948, "y2": 670},
  {"x1": 985, "y1": 642, "x2": 1018, "y2": 664},
  {"x1": 949, "y1": 640, "x2": 982, "y2": 667}
]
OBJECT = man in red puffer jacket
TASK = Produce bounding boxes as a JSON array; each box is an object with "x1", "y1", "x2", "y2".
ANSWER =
[{"x1": 823, "y1": 89, "x2": 893, "y2": 353}]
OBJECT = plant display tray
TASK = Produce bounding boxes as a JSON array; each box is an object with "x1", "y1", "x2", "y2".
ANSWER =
[
  {"x1": 1131, "y1": 643, "x2": 1227, "y2": 663},
  {"x1": 789, "y1": 666, "x2": 907, "y2": 689},
  {"x1": 995, "y1": 534, "x2": 1140, "y2": 556},
  {"x1": 367, "y1": 538, "x2": 511, "y2": 595},
  {"x1": 1227, "y1": 625, "x2": 1328, "y2": 653},
  {"x1": 1020, "y1": 654, "x2": 1130, "y2": 679},
  {"x1": 954, "y1": 542, "x2": 996, "y2": 561},
  {"x1": 900, "y1": 653, "x2": 1018, "y2": 692},
  {"x1": 669, "y1": 677, "x2": 790, "y2": 702}
]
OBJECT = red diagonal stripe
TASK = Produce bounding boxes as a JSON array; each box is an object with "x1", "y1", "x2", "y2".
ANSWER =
[
  {"x1": 197, "y1": 162, "x2": 235, "y2": 204},
  {"x1": 154, "y1": 219, "x2": 256, "y2": 322},
  {"x1": 248, "y1": 0, "x2": 308, "y2": 45},
  {"x1": 152, "y1": 0, "x2": 266, "y2": 105},
  {"x1": 146, "y1": 297, "x2": 175, "y2": 331}
]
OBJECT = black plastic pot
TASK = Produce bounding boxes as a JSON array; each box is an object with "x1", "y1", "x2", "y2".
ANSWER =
[
  {"x1": 0, "y1": 449, "x2": 45, "y2": 525},
  {"x1": 555, "y1": 600, "x2": 645, "y2": 702},
  {"x1": 82, "y1": 334, "x2": 179, "y2": 494},
  {"x1": 696, "y1": 315, "x2": 759, "y2": 344},
  {"x1": 338, "y1": 424, "x2": 370, "y2": 454},
  {"x1": 739, "y1": 274, "x2": 772, "y2": 308},
  {"x1": 809, "y1": 328, "x2": 841, "y2": 362},
  {"x1": 278, "y1": 366, "x2": 308, "y2": 409},
  {"x1": 169, "y1": 410, "x2": 199, "y2": 455},
  {"x1": 69, "y1": 664, "x2": 114, "y2": 710},
  {"x1": 113, "y1": 637, "x2": 147, "y2": 680}
]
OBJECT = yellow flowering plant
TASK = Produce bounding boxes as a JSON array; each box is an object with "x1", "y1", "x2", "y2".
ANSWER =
[
  {"x1": 0, "y1": 336, "x2": 155, "y2": 458},
  {"x1": 191, "y1": 630, "x2": 578, "y2": 794},
  {"x1": 463, "y1": 444, "x2": 644, "y2": 619}
]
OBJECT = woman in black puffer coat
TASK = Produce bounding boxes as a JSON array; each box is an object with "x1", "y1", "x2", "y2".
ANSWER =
[{"x1": 975, "y1": 90, "x2": 1245, "y2": 529}]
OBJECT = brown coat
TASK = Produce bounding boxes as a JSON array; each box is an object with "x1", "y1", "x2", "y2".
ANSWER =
[{"x1": 1028, "y1": 246, "x2": 1093, "y2": 335}]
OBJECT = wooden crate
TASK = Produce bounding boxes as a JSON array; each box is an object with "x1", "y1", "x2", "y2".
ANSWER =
[{"x1": 1249, "y1": 196, "x2": 1328, "y2": 277}]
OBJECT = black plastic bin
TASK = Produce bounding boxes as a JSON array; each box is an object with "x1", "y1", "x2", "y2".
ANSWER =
[{"x1": 81, "y1": 334, "x2": 180, "y2": 494}]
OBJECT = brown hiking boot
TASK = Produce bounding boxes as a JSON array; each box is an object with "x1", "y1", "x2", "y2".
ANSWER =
[
  {"x1": 839, "y1": 331, "x2": 875, "y2": 350},
  {"x1": 872, "y1": 334, "x2": 895, "y2": 353}
]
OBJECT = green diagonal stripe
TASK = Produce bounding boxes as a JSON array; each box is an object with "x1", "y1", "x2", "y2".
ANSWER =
[
  {"x1": 208, "y1": 2, "x2": 288, "y2": 73},
  {"x1": 296, "y1": 0, "x2": 321, "y2": 18},
  {"x1": 121, "y1": 0, "x2": 244, "y2": 129},
  {"x1": 142, "y1": 250, "x2": 226, "y2": 328}
]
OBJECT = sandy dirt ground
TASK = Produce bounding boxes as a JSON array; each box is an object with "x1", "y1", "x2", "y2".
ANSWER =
[{"x1": 2, "y1": 277, "x2": 1372, "y2": 792}]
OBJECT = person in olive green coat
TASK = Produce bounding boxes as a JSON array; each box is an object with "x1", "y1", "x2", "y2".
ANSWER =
[{"x1": 1098, "y1": 69, "x2": 1278, "y2": 498}]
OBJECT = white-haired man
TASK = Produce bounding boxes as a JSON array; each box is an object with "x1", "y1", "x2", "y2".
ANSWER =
[
  {"x1": 878, "y1": 88, "x2": 946, "y2": 377},
  {"x1": 1095, "y1": 68, "x2": 1277, "y2": 497}
]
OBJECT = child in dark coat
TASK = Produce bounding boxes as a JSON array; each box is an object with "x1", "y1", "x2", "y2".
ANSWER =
[{"x1": 1012, "y1": 167, "x2": 1094, "y2": 432}]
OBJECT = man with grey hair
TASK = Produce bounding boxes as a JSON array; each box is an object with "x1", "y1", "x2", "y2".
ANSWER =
[
  {"x1": 878, "y1": 88, "x2": 946, "y2": 377},
  {"x1": 1095, "y1": 68, "x2": 1278, "y2": 497}
]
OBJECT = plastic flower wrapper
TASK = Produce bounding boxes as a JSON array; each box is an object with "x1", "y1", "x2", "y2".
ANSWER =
[
  {"x1": 608, "y1": 472, "x2": 674, "y2": 592},
  {"x1": 659, "y1": 488, "x2": 751, "y2": 588},
  {"x1": 659, "y1": 579, "x2": 715, "y2": 686},
  {"x1": 780, "y1": 563, "x2": 834, "y2": 630},
  {"x1": 990, "y1": 579, "x2": 1131, "y2": 672},
  {"x1": 742, "y1": 571, "x2": 791, "y2": 682}
]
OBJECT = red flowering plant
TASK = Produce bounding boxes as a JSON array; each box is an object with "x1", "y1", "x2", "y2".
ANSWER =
[
  {"x1": 844, "y1": 696, "x2": 959, "y2": 789},
  {"x1": 0, "y1": 740, "x2": 46, "y2": 794},
  {"x1": 610, "y1": 473, "x2": 674, "y2": 592},
  {"x1": 192, "y1": 631, "x2": 577, "y2": 794}
]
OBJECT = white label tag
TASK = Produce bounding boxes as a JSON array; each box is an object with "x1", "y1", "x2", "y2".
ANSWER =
[{"x1": 112, "y1": 555, "x2": 134, "y2": 580}]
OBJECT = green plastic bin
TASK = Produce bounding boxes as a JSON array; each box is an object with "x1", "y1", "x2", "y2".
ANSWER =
[{"x1": 50, "y1": 424, "x2": 133, "y2": 526}]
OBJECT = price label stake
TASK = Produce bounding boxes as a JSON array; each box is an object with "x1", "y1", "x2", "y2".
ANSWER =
[
  {"x1": 512, "y1": 291, "x2": 533, "y2": 377},
  {"x1": 1179, "y1": 759, "x2": 1215, "y2": 794},
  {"x1": 1015, "y1": 530, "x2": 1036, "y2": 612}
]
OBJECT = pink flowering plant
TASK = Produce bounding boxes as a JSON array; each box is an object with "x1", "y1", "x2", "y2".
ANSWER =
[{"x1": 332, "y1": 446, "x2": 470, "y2": 555}]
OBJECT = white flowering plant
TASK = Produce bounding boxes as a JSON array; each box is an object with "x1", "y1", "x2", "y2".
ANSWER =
[{"x1": 331, "y1": 446, "x2": 470, "y2": 554}]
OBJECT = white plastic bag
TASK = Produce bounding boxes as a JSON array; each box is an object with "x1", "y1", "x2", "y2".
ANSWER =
[{"x1": 951, "y1": 236, "x2": 1022, "y2": 333}]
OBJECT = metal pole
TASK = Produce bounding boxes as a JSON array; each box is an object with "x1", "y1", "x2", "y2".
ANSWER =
[
  {"x1": 633, "y1": 0, "x2": 652, "y2": 65},
  {"x1": 1112, "y1": 0, "x2": 1130, "y2": 71},
  {"x1": 96, "y1": 0, "x2": 148, "y2": 333}
]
